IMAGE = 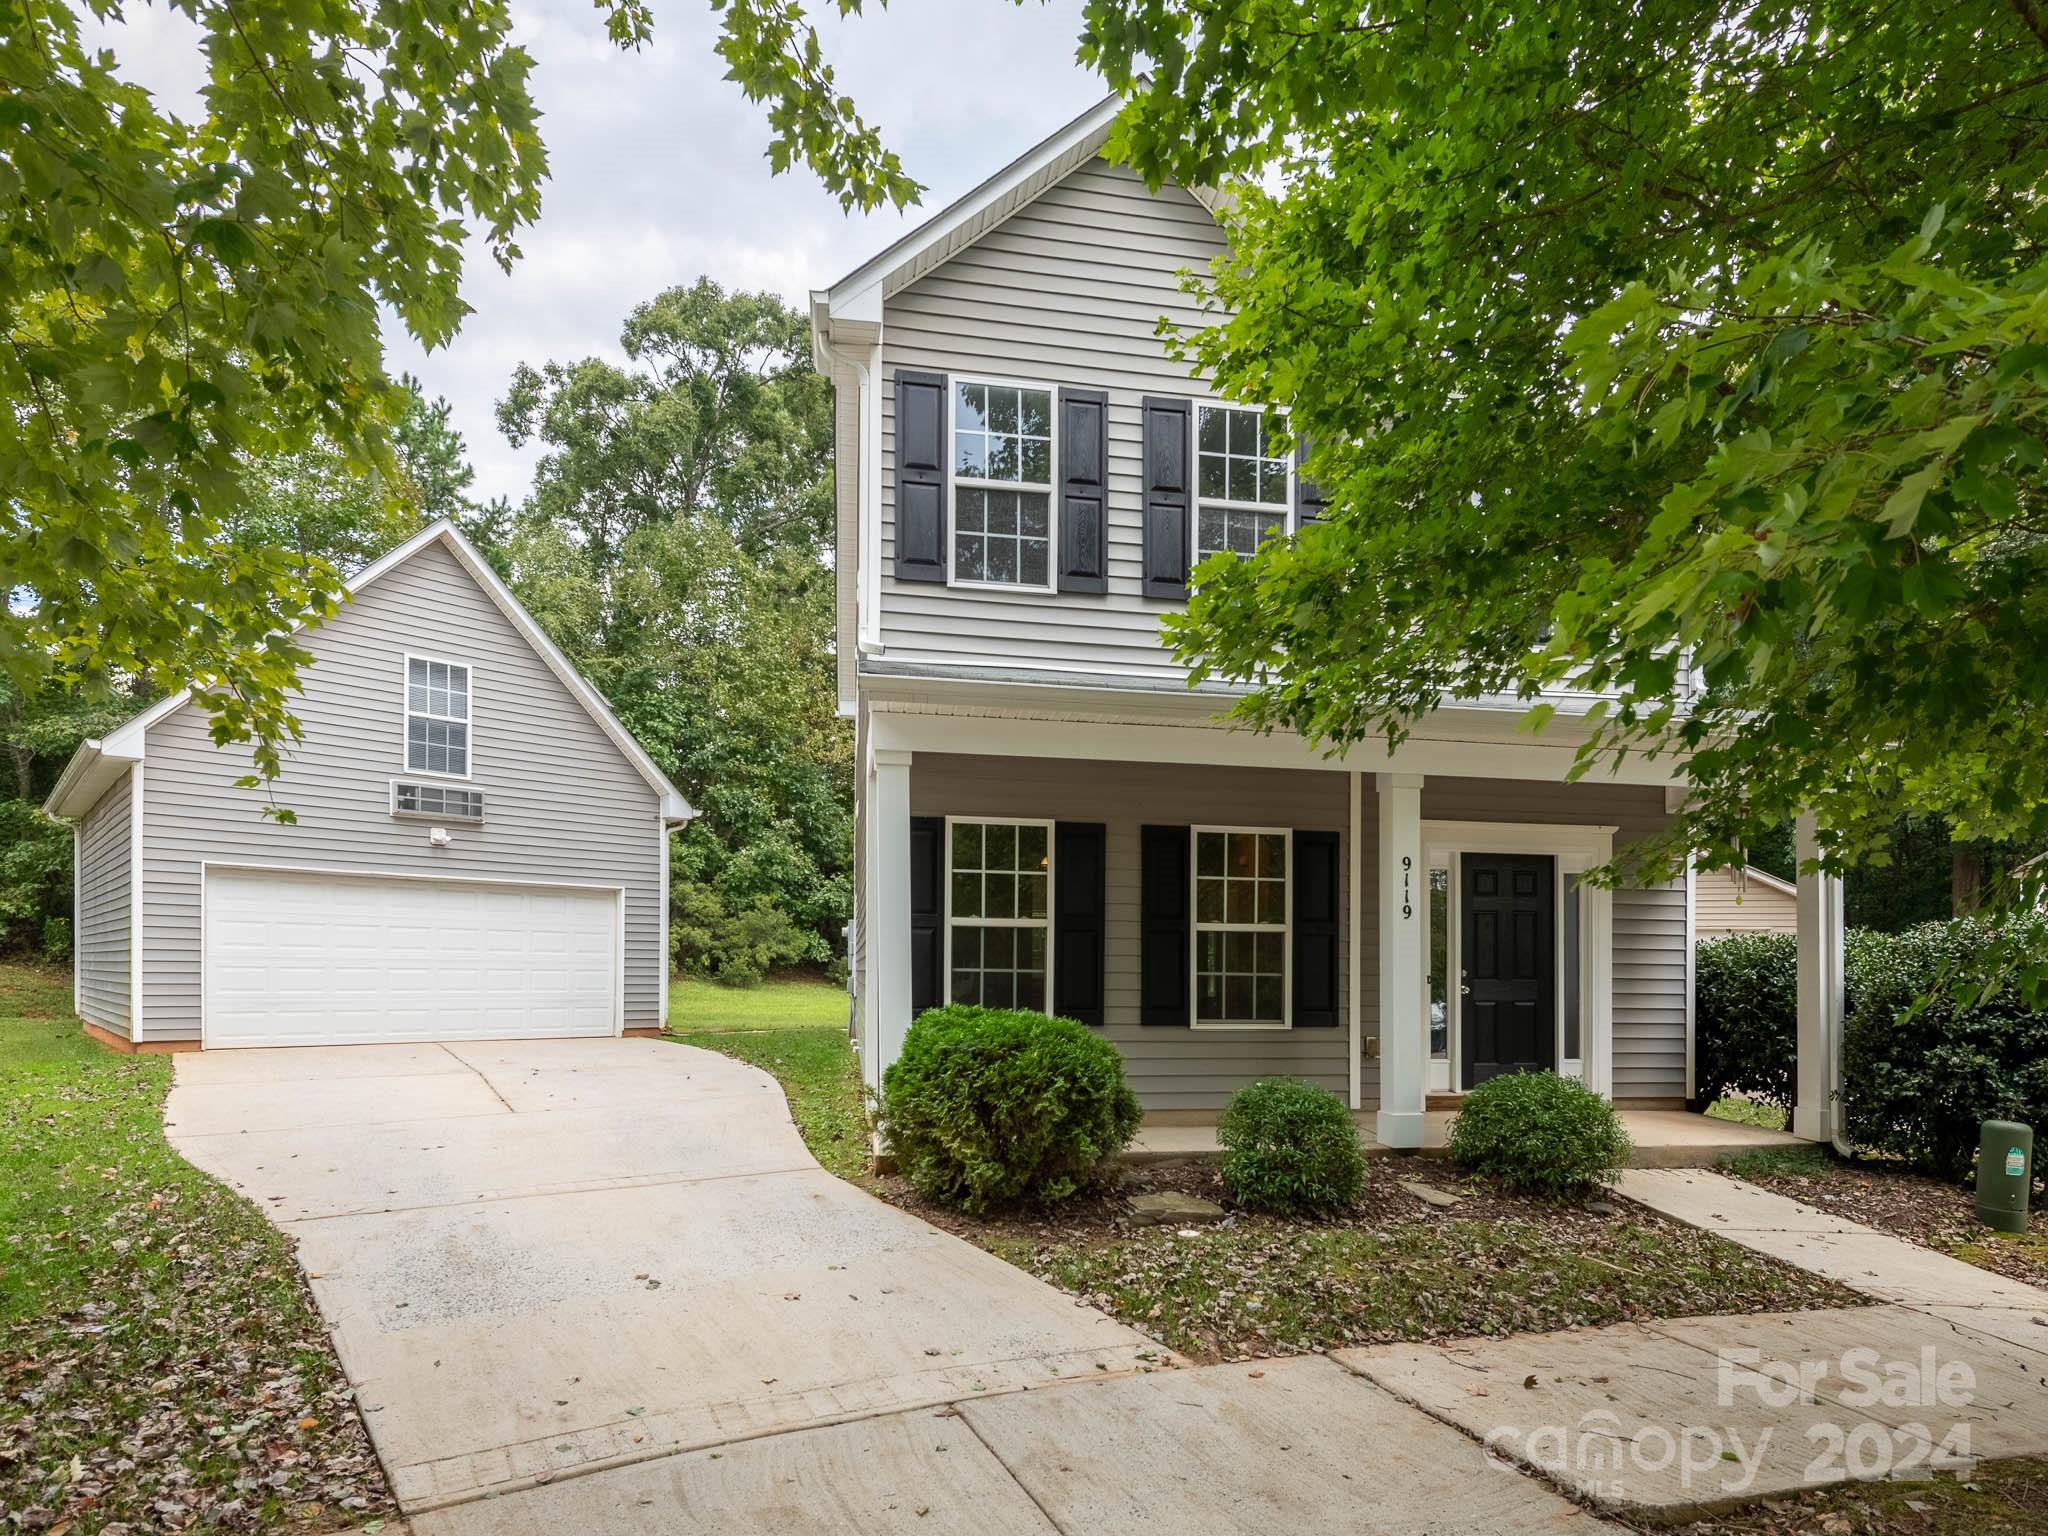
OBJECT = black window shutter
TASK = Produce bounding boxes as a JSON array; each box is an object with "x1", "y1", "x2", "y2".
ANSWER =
[
  {"x1": 1140, "y1": 824, "x2": 1192, "y2": 1024},
  {"x1": 895, "y1": 370, "x2": 948, "y2": 582},
  {"x1": 1140, "y1": 397, "x2": 1191, "y2": 599},
  {"x1": 1052, "y1": 822, "x2": 1107, "y2": 1025},
  {"x1": 1295, "y1": 439, "x2": 1330, "y2": 524},
  {"x1": 909, "y1": 815, "x2": 944, "y2": 1016},
  {"x1": 1056, "y1": 388, "x2": 1109, "y2": 594},
  {"x1": 1293, "y1": 829, "x2": 1341, "y2": 1027}
]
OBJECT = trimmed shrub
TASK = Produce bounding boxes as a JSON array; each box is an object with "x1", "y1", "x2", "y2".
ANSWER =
[
  {"x1": 1693, "y1": 932, "x2": 1798, "y2": 1110},
  {"x1": 1841, "y1": 917, "x2": 2048, "y2": 1179},
  {"x1": 1216, "y1": 1077, "x2": 1366, "y2": 1214},
  {"x1": 882, "y1": 1005, "x2": 1141, "y2": 1212},
  {"x1": 1448, "y1": 1071, "x2": 1632, "y2": 1196}
]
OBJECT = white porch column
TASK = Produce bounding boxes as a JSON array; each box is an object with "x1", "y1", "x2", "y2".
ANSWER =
[
  {"x1": 1793, "y1": 812, "x2": 1845, "y2": 1143},
  {"x1": 870, "y1": 747, "x2": 914, "y2": 1099},
  {"x1": 1376, "y1": 773, "x2": 1427, "y2": 1147}
]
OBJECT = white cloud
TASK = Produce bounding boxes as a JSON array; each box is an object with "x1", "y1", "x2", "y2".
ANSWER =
[{"x1": 72, "y1": 0, "x2": 1104, "y2": 502}]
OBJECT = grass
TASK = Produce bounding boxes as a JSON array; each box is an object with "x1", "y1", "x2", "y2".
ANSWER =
[
  {"x1": 1725, "y1": 1142, "x2": 1838, "y2": 1181},
  {"x1": 664, "y1": 972, "x2": 869, "y2": 1180},
  {"x1": 1705, "y1": 1094, "x2": 1790, "y2": 1131},
  {"x1": 0, "y1": 962, "x2": 391, "y2": 1534}
]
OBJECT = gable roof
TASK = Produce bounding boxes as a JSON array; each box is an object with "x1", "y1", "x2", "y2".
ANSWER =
[
  {"x1": 810, "y1": 85, "x2": 1220, "y2": 351},
  {"x1": 44, "y1": 519, "x2": 695, "y2": 823}
]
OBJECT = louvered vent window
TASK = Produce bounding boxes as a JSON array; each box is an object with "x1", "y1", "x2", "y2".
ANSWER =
[{"x1": 392, "y1": 781, "x2": 485, "y2": 822}]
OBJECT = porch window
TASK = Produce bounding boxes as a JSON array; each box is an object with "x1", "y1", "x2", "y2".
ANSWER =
[
  {"x1": 952, "y1": 380, "x2": 1055, "y2": 589},
  {"x1": 1192, "y1": 827, "x2": 1289, "y2": 1027},
  {"x1": 946, "y1": 819, "x2": 1050, "y2": 1010},
  {"x1": 1195, "y1": 405, "x2": 1290, "y2": 562},
  {"x1": 1562, "y1": 873, "x2": 1582, "y2": 1062},
  {"x1": 1427, "y1": 865, "x2": 1450, "y2": 1064}
]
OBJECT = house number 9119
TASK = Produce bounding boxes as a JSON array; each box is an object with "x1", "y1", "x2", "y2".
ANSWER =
[{"x1": 1401, "y1": 855, "x2": 1413, "y2": 920}]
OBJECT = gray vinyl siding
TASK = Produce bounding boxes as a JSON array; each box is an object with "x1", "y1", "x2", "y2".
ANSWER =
[
  {"x1": 76, "y1": 770, "x2": 133, "y2": 1033},
  {"x1": 910, "y1": 753, "x2": 1352, "y2": 1111},
  {"x1": 137, "y1": 540, "x2": 663, "y2": 1042},
  {"x1": 1419, "y1": 778, "x2": 1689, "y2": 1102},
  {"x1": 878, "y1": 158, "x2": 1229, "y2": 681}
]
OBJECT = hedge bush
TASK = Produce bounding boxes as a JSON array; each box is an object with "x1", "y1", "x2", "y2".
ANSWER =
[
  {"x1": 1693, "y1": 932, "x2": 1799, "y2": 1110},
  {"x1": 881, "y1": 1004, "x2": 1141, "y2": 1212},
  {"x1": 1840, "y1": 917, "x2": 2048, "y2": 1179},
  {"x1": 1447, "y1": 1071, "x2": 1632, "y2": 1196},
  {"x1": 1693, "y1": 916, "x2": 2048, "y2": 1179},
  {"x1": 1216, "y1": 1077, "x2": 1366, "y2": 1214}
]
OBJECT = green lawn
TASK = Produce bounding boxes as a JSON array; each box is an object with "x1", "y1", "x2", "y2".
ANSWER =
[
  {"x1": 0, "y1": 963, "x2": 391, "y2": 1533},
  {"x1": 665, "y1": 973, "x2": 869, "y2": 1180}
]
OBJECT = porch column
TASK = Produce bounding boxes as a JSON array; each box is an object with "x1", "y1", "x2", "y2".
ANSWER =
[
  {"x1": 1376, "y1": 773, "x2": 1427, "y2": 1148},
  {"x1": 870, "y1": 747, "x2": 914, "y2": 1099},
  {"x1": 1793, "y1": 811, "x2": 1845, "y2": 1143}
]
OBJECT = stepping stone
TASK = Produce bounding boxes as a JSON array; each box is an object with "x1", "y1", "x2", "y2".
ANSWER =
[
  {"x1": 1398, "y1": 1179, "x2": 1462, "y2": 1209},
  {"x1": 1127, "y1": 1191, "x2": 1227, "y2": 1225}
]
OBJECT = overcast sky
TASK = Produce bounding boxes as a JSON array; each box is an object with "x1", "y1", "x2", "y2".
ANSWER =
[{"x1": 91, "y1": 0, "x2": 1103, "y2": 502}]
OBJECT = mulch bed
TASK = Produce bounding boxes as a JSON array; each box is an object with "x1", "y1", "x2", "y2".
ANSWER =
[
  {"x1": 1733, "y1": 1152, "x2": 2048, "y2": 1291},
  {"x1": 876, "y1": 1159, "x2": 1864, "y2": 1364}
]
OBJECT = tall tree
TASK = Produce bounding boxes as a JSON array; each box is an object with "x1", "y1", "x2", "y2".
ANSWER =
[
  {"x1": 2, "y1": 0, "x2": 655, "y2": 790},
  {"x1": 1030, "y1": 4, "x2": 2048, "y2": 908},
  {"x1": 500, "y1": 283, "x2": 848, "y2": 966},
  {"x1": 499, "y1": 279, "x2": 833, "y2": 561}
]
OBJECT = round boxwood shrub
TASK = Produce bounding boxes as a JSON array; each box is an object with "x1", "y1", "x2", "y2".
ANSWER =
[
  {"x1": 1447, "y1": 1071, "x2": 1632, "y2": 1197},
  {"x1": 1216, "y1": 1077, "x2": 1366, "y2": 1214},
  {"x1": 882, "y1": 1004, "x2": 1141, "y2": 1212}
]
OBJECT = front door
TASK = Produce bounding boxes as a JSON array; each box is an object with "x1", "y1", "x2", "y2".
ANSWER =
[{"x1": 1460, "y1": 853, "x2": 1556, "y2": 1088}]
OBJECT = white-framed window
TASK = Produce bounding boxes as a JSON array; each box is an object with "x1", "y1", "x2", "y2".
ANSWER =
[
  {"x1": 1192, "y1": 826, "x2": 1290, "y2": 1028},
  {"x1": 404, "y1": 654, "x2": 471, "y2": 778},
  {"x1": 945, "y1": 817, "x2": 1052, "y2": 1011},
  {"x1": 1195, "y1": 404, "x2": 1291, "y2": 561},
  {"x1": 951, "y1": 378, "x2": 1056, "y2": 590}
]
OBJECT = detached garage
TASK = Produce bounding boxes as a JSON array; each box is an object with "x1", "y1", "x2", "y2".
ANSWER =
[{"x1": 44, "y1": 520, "x2": 694, "y2": 1051}]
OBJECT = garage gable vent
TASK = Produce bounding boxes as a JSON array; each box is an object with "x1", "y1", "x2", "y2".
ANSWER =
[{"x1": 392, "y1": 781, "x2": 486, "y2": 823}]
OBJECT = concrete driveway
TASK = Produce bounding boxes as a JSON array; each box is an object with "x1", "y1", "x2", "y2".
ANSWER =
[{"x1": 165, "y1": 1038, "x2": 1163, "y2": 1516}]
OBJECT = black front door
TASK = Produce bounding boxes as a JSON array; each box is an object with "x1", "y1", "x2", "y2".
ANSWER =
[{"x1": 1460, "y1": 853, "x2": 1556, "y2": 1088}]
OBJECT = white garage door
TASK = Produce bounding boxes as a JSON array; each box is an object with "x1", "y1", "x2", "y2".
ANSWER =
[{"x1": 204, "y1": 867, "x2": 620, "y2": 1047}]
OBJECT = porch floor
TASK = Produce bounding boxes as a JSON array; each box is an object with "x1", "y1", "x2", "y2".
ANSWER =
[{"x1": 1129, "y1": 1109, "x2": 1806, "y2": 1170}]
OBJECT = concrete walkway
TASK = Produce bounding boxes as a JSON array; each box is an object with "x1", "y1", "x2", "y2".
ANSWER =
[{"x1": 1338, "y1": 1171, "x2": 2048, "y2": 1519}]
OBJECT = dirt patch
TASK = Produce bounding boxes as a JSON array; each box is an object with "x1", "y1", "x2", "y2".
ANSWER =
[
  {"x1": 877, "y1": 1159, "x2": 1863, "y2": 1364},
  {"x1": 1634, "y1": 1454, "x2": 2048, "y2": 1536}
]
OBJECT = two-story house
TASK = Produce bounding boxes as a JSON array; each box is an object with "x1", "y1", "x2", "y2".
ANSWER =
[{"x1": 811, "y1": 93, "x2": 1846, "y2": 1149}]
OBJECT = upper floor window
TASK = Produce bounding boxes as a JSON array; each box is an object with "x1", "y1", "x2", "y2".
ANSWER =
[
  {"x1": 952, "y1": 379, "x2": 1055, "y2": 590},
  {"x1": 405, "y1": 655, "x2": 470, "y2": 778},
  {"x1": 1195, "y1": 405, "x2": 1291, "y2": 562}
]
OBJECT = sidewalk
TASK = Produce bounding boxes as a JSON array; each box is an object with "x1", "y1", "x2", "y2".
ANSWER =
[{"x1": 1336, "y1": 1171, "x2": 2048, "y2": 1520}]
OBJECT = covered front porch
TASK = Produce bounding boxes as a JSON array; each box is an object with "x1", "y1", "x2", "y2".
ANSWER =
[{"x1": 857, "y1": 683, "x2": 1847, "y2": 1150}]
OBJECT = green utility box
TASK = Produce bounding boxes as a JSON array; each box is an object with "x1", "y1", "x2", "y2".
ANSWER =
[{"x1": 1976, "y1": 1120, "x2": 2033, "y2": 1234}]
